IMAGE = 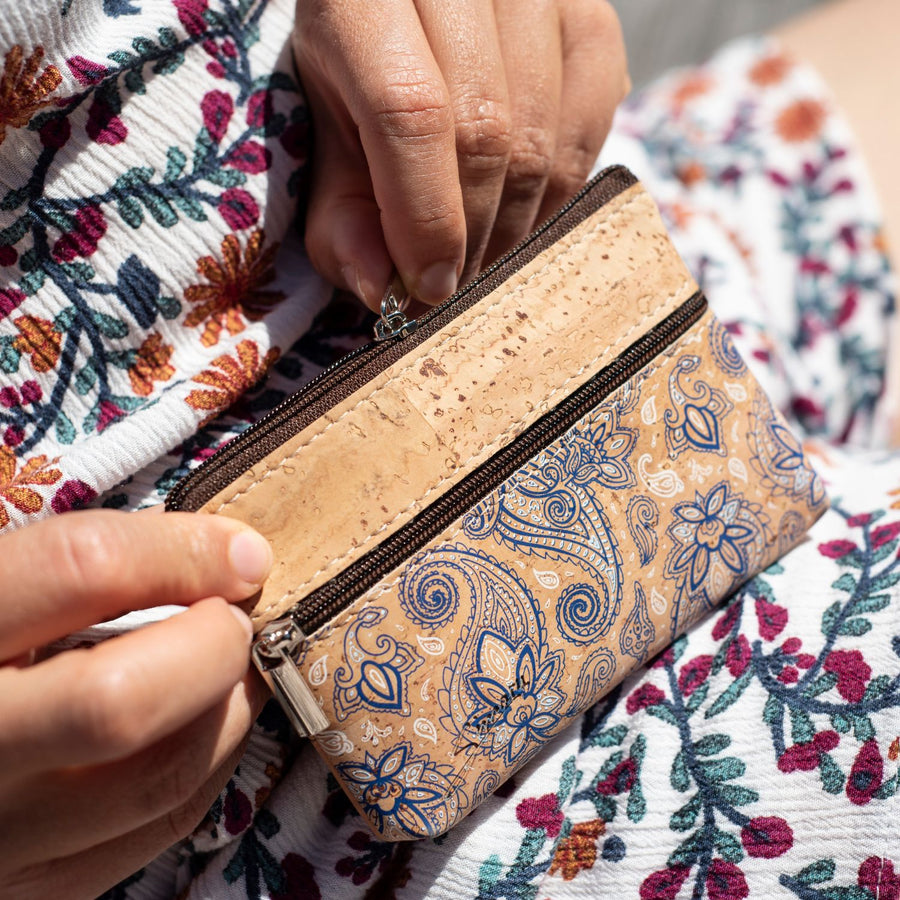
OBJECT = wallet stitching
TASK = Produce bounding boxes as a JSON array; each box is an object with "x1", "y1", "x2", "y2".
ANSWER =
[
  {"x1": 303, "y1": 316, "x2": 705, "y2": 643},
  {"x1": 253, "y1": 305, "x2": 705, "y2": 627},
  {"x1": 216, "y1": 190, "x2": 653, "y2": 516}
]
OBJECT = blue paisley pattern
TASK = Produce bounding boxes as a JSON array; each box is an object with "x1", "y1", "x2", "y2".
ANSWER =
[
  {"x1": 556, "y1": 582, "x2": 616, "y2": 644},
  {"x1": 664, "y1": 355, "x2": 734, "y2": 457},
  {"x1": 749, "y1": 390, "x2": 827, "y2": 510},
  {"x1": 708, "y1": 317, "x2": 748, "y2": 377},
  {"x1": 664, "y1": 481, "x2": 769, "y2": 635},
  {"x1": 619, "y1": 581, "x2": 656, "y2": 662},
  {"x1": 336, "y1": 742, "x2": 462, "y2": 837},
  {"x1": 626, "y1": 495, "x2": 660, "y2": 565},
  {"x1": 332, "y1": 607, "x2": 423, "y2": 720},
  {"x1": 401, "y1": 545, "x2": 566, "y2": 767},
  {"x1": 462, "y1": 402, "x2": 628, "y2": 636}
]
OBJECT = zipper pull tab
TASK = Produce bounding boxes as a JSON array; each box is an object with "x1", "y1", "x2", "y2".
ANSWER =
[
  {"x1": 374, "y1": 273, "x2": 418, "y2": 342},
  {"x1": 252, "y1": 619, "x2": 329, "y2": 738}
]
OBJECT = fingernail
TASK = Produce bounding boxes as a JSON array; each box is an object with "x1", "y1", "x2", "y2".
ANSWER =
[
  {"x1": 416, "y1": 261, "x2": 459, "y2": 305},
  {"x1": 341, "y1": 263, "x2": 384, "y2": 311},
  {"x1": 228, "y1": 604, "x2": 254, "y2": 642},
  {"x1": 228, "y1": 530, "x2": 273, "y2": 585}
]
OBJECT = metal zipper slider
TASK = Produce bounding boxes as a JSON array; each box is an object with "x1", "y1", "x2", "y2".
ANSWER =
[
  {"x1": 374, "y1": 273, "x2": 418, "y2": 341},
  {"x1": 252, "y1": 618, "x2": 329, "y2": 738}
]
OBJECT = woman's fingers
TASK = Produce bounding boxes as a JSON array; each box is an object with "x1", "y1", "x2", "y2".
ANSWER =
[
  {"x1": 4, "y1": 713, "x2": 259, "y2": 900},
  {"x1": 536, "y1": 0, "x2": 629, "y2": 223},
  {"x1": 0, "y1": 509, "x2": 272, "y2": 661},
  {"x1": 484, "y1": 0, "x2": 563, "y2": 263},
  {"x1": 0, "y1": 597, "x2": 253, "y2": 774},
  {"x1": 415, "y1": 0, "x2": 511, "y2": 283},
  {"x1": 4, "y1": 671, "x2": 266, "y2": 867},
  {"x1": 296, "y1": 0, "x2": 465, "y2": 306}
]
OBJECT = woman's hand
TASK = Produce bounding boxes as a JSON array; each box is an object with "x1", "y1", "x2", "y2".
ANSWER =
[
  {"x1": 294, "y1": 0, "x2": 629, "y2": 310},
  {"x1": 0, "y1": 510, "x2": 273, "y2": 900}
]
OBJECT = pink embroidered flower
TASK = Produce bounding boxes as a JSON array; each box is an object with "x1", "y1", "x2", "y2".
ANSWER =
[
  {"x1": 858, "y1": 857, "x2": 900, "y2": 900},
  {"x1": 823, "y1": 649, "x2": 871, "y2": 703},
  {"x1": 818, "y1": 539, "x2": 857, "y2": 559},
  {"x1": 778, "y1": 730, "x2": 839, "y2": 773},
  {"x1": 39, "y1": 116, "x2": 71, "y2": 149},
  {"x1": 726, "y1": 634, "x2": 751, "y2": 677},
  {"x1": 0, "y1": 387, "x2": 19, "y2": 408},
  {"x1": 712, "y1": 603, "x2": 740, "y2": 641},
  {"x1": 20, "y1": 380, "x2": 42, "y2": 404},
  {"x1": 515, "y1": 793, "x2": 563, "y2": 838},
  {"x1": 201, "y1": 89, "x2": 233, "y2": 142},
  {"x1": 626, "y1": 683, "x2": 666, "y2": 714},
  {"x1": 174, "y1": 0, "x2": 209, "y2": 37},
  {"x1": 678, "y1": 655, "x2": 713, "y2": 696},
  {"x1": 225, "y1": 140, "x2": 271, "y2": 174},
  {"x1": 86, "y1": 98, "x2": 127, "y2": 145},
  {"x1": 66, "y1": 54, "x2": 108, "y2": 86},
  {"x1": 777, "y1": 666, "x2": 799, "y2": 684},
  {"x1": 0, "y1": 287, "x2": 24, "y2": 319},
  {"x1": 740, "y1": 816, "x2": 793, "y2": 858},
  {"x1": 872, "y1": 522, "x2": 900, "y2": 548},
  {"x1": 596, "y1": 758, "x2": 637, "y2": 796},
  {"x1": 218, "y1": 188, "x2": 259, "y2": 231},
  {"x1": 706, "y1": 859, "x2": 748, "y2": 900},
  {"x1": 755, "y1": 597, "x2": 787, "y2": 641},
  {"x1": 246, "y1": 89, "x2": 273, "y2": 128},
  {"x1": 97, "y1": 399, "x2": 127, "y2": 432},
  {"x1": 52, "y1": 204, "x2": 107, "y2": 262},
  {"x1": 847, "y1": 739, "x2": 883, "y2": 806},
  {"x1": 640, "y1": 865, "x2": 691, "y2": 900},
  {"x1": 847, "y1": 513, "x2": 872, "y2": 528},
  {"x1": 51, "y1": 479, "x2": 97, "y2": 513}
]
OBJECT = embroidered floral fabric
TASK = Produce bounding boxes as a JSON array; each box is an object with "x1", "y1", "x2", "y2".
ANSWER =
[{"x1": 0, "y1": 2, "x2": 897, "y2": 898}]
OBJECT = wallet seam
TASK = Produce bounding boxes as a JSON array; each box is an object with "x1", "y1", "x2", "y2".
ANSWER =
[{"x1": 289, "y1": 309, "x2": 710, "y2": 640}]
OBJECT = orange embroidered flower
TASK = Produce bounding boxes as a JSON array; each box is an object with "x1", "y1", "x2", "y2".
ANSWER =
[
  {"x1": 128, "y1": 332, "x2": 176, "y2": 397},
  {"x1": 749, "y1": 54, "x2": 792, "y2": 87},
  {"x1": 775, "y1": 99, "x2": 826, "y2": 143},
  {"x1": 185, "y1": 338, "x2": 279, "y2": 423},
  {"x1": 184, "y1": 229, "x2": 284, "y2": 347},
  {"x1": 671, "y1": 73, "x2": 712, "y2": 108},
  {"x1": 548, "y1": 819, "x2": 606, "y2": 881},
  {"x1": 0, "y1": 446, "x2": 62, "y2": 528},
  {"x1": 676, "y1": 160, "x2": 706, "y2": 187},
  {"x1": 13, "y1": 315, "x2": 62, "y2": 373},
  {"x1": 0, "y1": 46, "x2": 63, "y2": 145}
]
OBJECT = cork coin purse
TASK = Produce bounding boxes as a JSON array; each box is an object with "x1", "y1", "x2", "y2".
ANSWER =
[{"x1": 166, "y1": 166, "x2": 828, "y2": 840}]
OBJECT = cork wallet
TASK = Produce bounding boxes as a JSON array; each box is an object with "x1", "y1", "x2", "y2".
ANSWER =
[{"x1": 166, "y1": 166, "x2": 828, "y2": 840}]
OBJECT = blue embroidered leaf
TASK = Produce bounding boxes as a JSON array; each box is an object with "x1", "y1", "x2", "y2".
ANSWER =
[
  {"x1": 103, "y1": 0, "x2": 140, "y2": 17},
  {"x1": 626, "y1": 779, "x2": 646, "y2": 822},
  {"x1": 789, "y1": 707, "x2": 815, "y2": 743},
  {"x1": 110, "y1": 394, "x2": 144, "y2": 412},
  {"x1": 131, "y1": 36, "x2": 154, "y2": 54},
  {"x1": 717, "y1": 784, "x2": 758, "y2": 807},
  {"x1": 157, "y1": 26, "x2": 177, "y2": 48},
  {"x1": 831, "y1": 573, "x2": 857, "y2": 594},
  {"x1": 171, "y1": 194, "x2": 208, "y2": 222},
  {"x1": 75, "y1": 362, "x2": 97, "y2": 395},
  {"x1": 870, "y1": 570, "x2": 900, "y2": 593},
  {"x1": 117, "y1": 255, "x2": 160, "y2": 328},
  {"x1": 152, "y1": 52, "x2": 184, "y2": 76},
  {"x1": 875, "y1": 771, "x2": 900, "y2": 800},
  {"x1": 852, "y1": 715, "x2": 875, "y2": 743},
  {"x1": 795, "y1": 859, "x2": 836, "y2": 886},
  {"x1": 670, "y1": 750, "x2": 690, "y2": 793},
  {"x1": 697, "y1": 757, "x2": 744, "y2": 783},
  {"x1": 669, "y1": 794, "x2": 701, "y2": 832},
  {"x1": 19, "y1": 268, "x2": 46, "y2": 295},
  {"x1": 0, "y1": 216, "x2": 29, "y2": 246},
  {"x1": 155, "y1": 295, "x2": 181, "y2": 319},
  {"x1": 804, "y1": 672, "x2": 838, "y2": 698},
  {"x1": 693, "y1": 734, "x2": 731, "y2": 756},
  {"x1": 838, "y1": 617, "x2": 872, "y2": 637},
  {"x1": 818, "y1": 753, "x2": 845, "y2": 794},
  {"x1": 593, "y1": 725, "x2": 628, "y2": 748},
  {"x1": 206, "y1": 168, "x2": 248, "y2": 188},
  {"x1": 53, "y1": 306, "x2": 77, "y2": 331},
  {"x1": 854, "y1": 594, "x2": 891, "y2": 615},
  {"x1": 667, "y1": 830, "x2": 702, "y2": 867},
  {"x1": 762, "y1": 694, "x2": 782, "y2": 726},
  {"x1": 61, "y1": 262, "x2": 95, "y2": 284},
  {"x1": 685, "y1": 681, "x2": 709, "y2": 713},
  {"x1": 91, "y1": 310, "x2": 129, "y2": 339},
  {"x1": 193, "y1": 128, "x2": 215, "y2": 171},
  {"x1": 647, "y1": 703, "x2": 678, "y2": 727},
  {"x1": 124, "y1": 69, "x2": 145, "y2": 95},
  {"x1": 478, "y1": 855, "x2": 503, "y2": 895},
  {"x1": 55, "y1": 411, "x2": 76, "y2": 444},
  {"x1": 117, "y1": 195, "x2": 144, "y2": 228},
  {"x1": 821, "y1": 601, "x2": 842, "y2": 635},
  {"x1": 0, "y1": 336, "x2": 21, "y2": 373},
  {"x1": 831, "y1": 712, "x2": 851, "y2": 733},
  {"x1": 0, "y1": 186, "x2": 28, "y2": 212},
  {"x1": 705, "y1": 669, "x2": 753, "y2": 718},
  {"x1": 164, "y1": 147, "x2": 187, "y2": 181},
  {"x1": 107, "y1": 50, "x2": 136, "y2": 65},
  {"x1": 864, "y1": 674, "x2": 892, "y2": 700},
  {"x1": 714, "y1": 829, "x2": 744, "y2": 862}
]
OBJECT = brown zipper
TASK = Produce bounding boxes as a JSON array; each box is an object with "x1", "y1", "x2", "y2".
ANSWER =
[
  {"x1": 165, "y1": 164, "x2": 637, "y2": 513},
  {"x1": 278, "y1": 290, "x2": 707, "y2": 635}
]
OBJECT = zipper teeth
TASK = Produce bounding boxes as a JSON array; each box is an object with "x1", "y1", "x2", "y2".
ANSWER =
[
  {"x1": 165, "y1": 165, "x2": 636, "y2": 512},
  {"x1": 290, "y1": 291, "x2": 708, "y2": 636}
]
